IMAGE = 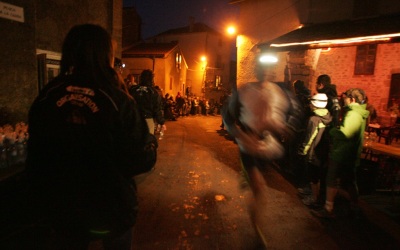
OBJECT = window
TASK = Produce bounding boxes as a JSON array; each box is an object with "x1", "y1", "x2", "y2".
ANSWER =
[
  {"x1": 36, "y1": 49, "x2": 61, "y2": 92},
  {"x1": 388, "y1": 74, "x2": 400, "y2": 110},
  {"x1": 354, "y1": 44, "x2": 377, "y2": 75},
  {"x1": 175, "y1": 53, "x2": 182, "y2": 70},
  {"x1": 215, "y1": 75, "x2": 221, "y2": 87}
]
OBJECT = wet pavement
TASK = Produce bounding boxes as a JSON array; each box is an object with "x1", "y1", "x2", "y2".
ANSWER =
[
  {"x1": 2, "y1": 115, "x2": 399, "y2": 249},
  {"x1": 131, "y1": 115, "x2": 400, "y2": 250}
]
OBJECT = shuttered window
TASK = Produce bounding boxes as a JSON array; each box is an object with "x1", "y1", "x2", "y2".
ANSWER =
[{"x1": 354, "y1": 44, "x2": 377, "y2": 75}]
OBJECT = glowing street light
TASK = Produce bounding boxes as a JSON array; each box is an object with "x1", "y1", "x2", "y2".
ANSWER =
[
  {"x1": 259, "y1": 54, "x2": 278, "y2": 64},
  {"x1": 227, "y1": 26, "x2": 236, "y2": 36}
]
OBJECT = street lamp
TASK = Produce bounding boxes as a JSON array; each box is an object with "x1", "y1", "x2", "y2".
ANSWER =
[
  {"x1": 201, "y1": 55, "x2": 207, "y2": 94},
  {"x1": 226, "y1": 25, "x2": 238, "y2": 90},
  {"x1": 227, "y1": 26, "x2": 236, "y2": 36},
  {"x1": 259, "y1": 54, "x2": 278, "y2": 64}
]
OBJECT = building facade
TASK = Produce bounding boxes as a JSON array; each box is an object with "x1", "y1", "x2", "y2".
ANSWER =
[
  {"x1": 0, "y1": 0, "x2": 122, "y2": 124},
  {"x1": 122, "y1": 6, "x2": 141, "y2": 49},
  {"x1": 122, "y1": 42, "x2": 188, "y2": 98},
  {"x1": 231, "y1": 0, "x2": 400, "y2": 117},
  {"x1": 150, "y1": 22, "x2": 234, "y2": 103}
]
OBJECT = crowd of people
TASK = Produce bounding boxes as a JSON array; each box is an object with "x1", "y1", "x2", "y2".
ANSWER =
[
  {"x1": 11, "y1": 22, "x2": 372, "y2": 249},
  {"x1": 17, "y1": 21, "x2": 229, "y2": 247},
  {"x1": 124, "y1": 74, "x2": 226, "y2": 123},
  {"x1": 23, "y1": 24, "x2": 158, "y2": 249},
  {"x1": 161, "y1": 93, "x2": 224, "y2": 121},
  {"x1": 221, "y1": 70, "x2": 370, "y2": 246},
  {"x1": 122, "y1": 68, "x2": 371, "y2": 245},
  {"x1": 292, "y1": 75, "x2": 370, "y2": 219}
]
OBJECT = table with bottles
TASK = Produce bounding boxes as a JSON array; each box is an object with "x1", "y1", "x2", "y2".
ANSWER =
[{"x1": 0, "y1": 123, "x2": 28, "y2": 180}]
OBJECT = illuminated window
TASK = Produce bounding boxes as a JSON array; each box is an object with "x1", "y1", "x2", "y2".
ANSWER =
[
  {"x1": 354, "y1": 44, "x2": 377, "y2": 75},
  {"x1": 215, "y1": 75, "x2": 221, "y2": 86},
  {"x1": 175, "y1": 53, "x2": 182, "y2": 70}
]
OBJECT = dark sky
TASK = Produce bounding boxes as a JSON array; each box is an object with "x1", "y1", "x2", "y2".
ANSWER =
[{"x1": 124, "y1": 0, "x2": 239, "y2": 39}]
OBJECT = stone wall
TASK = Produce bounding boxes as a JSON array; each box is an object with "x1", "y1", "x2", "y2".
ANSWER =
[
  {"x1": 314, "y1": 44, "x2": 400, "y2": 115},
  {"x1": 122, "y1": 7, "x2": 141, "y2": 49},
  {"x1": 0, "y1": 0, "x2": 37, "y2": 124},
  {"x1": 282, "y1": 42, "x2": 400, "y2": 119},
  {"x1": 0, "y1": 0, "x2": 122, "y2": 125},
  {"x1": 288, "y1": 50, "x2": 312, "y2": 89}
]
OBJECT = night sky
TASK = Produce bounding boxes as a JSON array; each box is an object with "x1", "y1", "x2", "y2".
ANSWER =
[{"x1": 124, "y1": 0, "x2": 239, "y2": 39}]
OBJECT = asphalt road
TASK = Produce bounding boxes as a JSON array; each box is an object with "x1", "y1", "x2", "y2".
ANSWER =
[{"x1": 131, "y1": 115, "x2": 400, "y2": 250}]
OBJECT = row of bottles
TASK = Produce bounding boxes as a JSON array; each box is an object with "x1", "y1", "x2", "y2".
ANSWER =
[{"x1": 0, "y1": 123, "x2": 28, "y2": 169}]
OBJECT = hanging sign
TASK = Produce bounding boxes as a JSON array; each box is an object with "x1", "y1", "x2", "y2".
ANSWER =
[{"x1": 0, "y1": 2, "x2": 24, "y2": 23}]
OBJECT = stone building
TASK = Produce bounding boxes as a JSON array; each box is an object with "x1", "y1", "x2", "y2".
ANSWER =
[
  {"x1": 122, "y1": 42, "x2": 188, "y2": 98},
  {"x1": 0, "y1": 0, "x2": 122, "y2": 124},
  {"x1": 149, "y1": 21, "x2": 234, "y2": 103},
  {"x1": 122, "y1": 6, "x2": 141, "y2": 49},
  {"x1": 230, "y1": 0, "x2": 400, "y2": 116}
]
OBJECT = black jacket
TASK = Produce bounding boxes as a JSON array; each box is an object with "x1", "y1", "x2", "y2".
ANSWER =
[
  {"x1": 298, "y1": 108, "x2": 332, "y2": 166},
  {"x1": 129, "y1": 85, "x2": 165, "y2": 125},
  {"x1": 26, "y1": 75, "x2": 153, "y2": 237},
  {"x1": 317, "y1": 83, "x2": 340, "y2": 127}
]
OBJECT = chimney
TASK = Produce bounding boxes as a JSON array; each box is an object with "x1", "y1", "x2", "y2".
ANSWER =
[{"x1": 189, "y1": 16, "x2": 195, "y2": 32}]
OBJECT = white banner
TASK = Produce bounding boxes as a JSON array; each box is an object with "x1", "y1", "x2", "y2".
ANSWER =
[{"x1": 0, "y1": 1, "x2": 24, "y2": 23}]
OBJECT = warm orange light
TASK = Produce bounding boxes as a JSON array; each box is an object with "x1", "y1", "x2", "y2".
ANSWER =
[
  {"x1": 321, "y1": 47, "x2": 331, "y2": 52},
  {"x1": 200, "y1": 56, "x2": 207, "y2": 62},
  {"x1": 227, "y1": 26, "x2": 236, "y2": 35},
  {"x1": 270, "y1": 33, "x2": 400, "y2": 48}
]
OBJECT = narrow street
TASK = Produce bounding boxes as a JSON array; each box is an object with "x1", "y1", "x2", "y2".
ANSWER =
[{"x1": 131, "y1": 115, "x2": 400, "y2": 250}]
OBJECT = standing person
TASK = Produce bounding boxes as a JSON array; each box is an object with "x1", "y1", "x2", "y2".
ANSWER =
[
  {"x1": 316, "y1": 74, "x2": 341, "y2": 128},
  {"x1": 175, "y1": 92, "x2": 185, "y2": 117},
  {"x1": 185, "y1": 96, "x2": 192, "y2": 116},
  {"x1": 223, "y1": 58, "x2": 303, "y2": 247},
  {"x1": 293, "y1": 80, "x2": 311, "y2": 118},
  {"x1": 219, "y1": 92, "x2": 230, "y2": 129},
  {"x1": 25, "y1": 24, "x2": 157, "y2": 249},
  {"x1": 129, "y1": 69, "x2": 166, "y2": 134},
  {"x1": 298, "y1": 93, "x2": 332, "y2": 207},
  {"x1": 154, "y1": 85, "x2": 164, "y2": 119},
  {"x1": 291, "y1": 80, "x2": 311, "y2": 184},
  {"x1": 313, "y1": 88, "x2": 369, "y2": 218},
  {"x1": 125, "y1": 74, "x2": 137, "y2": 88}
]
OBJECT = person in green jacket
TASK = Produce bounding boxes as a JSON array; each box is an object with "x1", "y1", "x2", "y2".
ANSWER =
[{"x1": 313, "y1": 88, "x2": 369, "y2": 218}]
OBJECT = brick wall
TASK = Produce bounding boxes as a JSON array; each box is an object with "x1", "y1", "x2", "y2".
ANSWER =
[
  {"x1": 314, "y1": 44, "x2": 400, "y2": 116},
  {"x1": 285, "y1": 43, "x2": 400, "y2": 119}
]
